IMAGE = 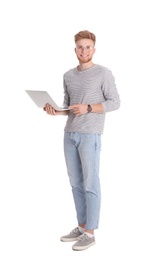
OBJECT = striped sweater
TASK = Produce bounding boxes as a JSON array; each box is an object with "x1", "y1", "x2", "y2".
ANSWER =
[{"x1": 63, "y1": 64, "x2": 120, "y2": 134}]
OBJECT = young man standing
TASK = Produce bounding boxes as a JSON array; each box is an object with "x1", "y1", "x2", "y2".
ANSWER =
[{"x1": 44, "y1": 30, "x2": 120, "y2": 251}]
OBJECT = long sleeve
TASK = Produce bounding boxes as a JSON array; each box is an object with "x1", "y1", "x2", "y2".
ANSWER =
[{"x1": 101, "y1": 68, "x2": 120, "y2": 113}]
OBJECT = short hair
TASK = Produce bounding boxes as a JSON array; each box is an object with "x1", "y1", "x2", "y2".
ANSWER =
[{"x1": 74, "y1": 30, "x2": 96, "y2": 45}]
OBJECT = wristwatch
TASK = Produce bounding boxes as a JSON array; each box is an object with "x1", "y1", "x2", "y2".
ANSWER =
[{"x1": 87, "y1": 104, "x2": 92, "y2": 113}]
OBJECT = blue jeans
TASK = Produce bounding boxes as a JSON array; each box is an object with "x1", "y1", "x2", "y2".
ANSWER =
[{"x1": 64, "y1": 132, "x2": 101, "y2": 230}]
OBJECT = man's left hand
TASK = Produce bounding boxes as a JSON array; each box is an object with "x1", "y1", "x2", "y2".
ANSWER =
[{"x1": 69, "y1": 104, "x2": 88, "y2": 116}]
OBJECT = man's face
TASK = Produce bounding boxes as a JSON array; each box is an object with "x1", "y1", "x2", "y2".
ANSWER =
[{"x1": 75, "y1": 39, "x2": 96, "y2": 63}]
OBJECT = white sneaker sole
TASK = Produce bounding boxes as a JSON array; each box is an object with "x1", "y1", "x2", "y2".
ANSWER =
[
  {"x1": 60, "y1": 237, "x2": 79, "y2": 242},
  {"x1": 72, "y1": 241, "x2": 96, "y2": 250}
]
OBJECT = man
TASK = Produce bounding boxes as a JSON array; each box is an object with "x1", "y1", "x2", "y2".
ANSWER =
[{"x1": 44, "y1": 30, "x2": 120, "y2": 251}]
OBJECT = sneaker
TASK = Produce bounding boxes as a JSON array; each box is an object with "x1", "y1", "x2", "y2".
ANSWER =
[
  {"x1": 72, "y1": 233, "x2": 95, "y2": 251},
  {"x1": 60, "y1": 227, "x2": 83, "y2": 242}
]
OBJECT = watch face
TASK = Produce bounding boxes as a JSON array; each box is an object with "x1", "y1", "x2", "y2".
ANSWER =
[{"x1": 88, "y1": 105, "x2": 92, "y2": 113}]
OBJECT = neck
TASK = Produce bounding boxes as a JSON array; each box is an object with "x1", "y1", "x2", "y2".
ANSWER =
[{"x1": 77, "y1": 61, "x2": 94, "y2": 71}]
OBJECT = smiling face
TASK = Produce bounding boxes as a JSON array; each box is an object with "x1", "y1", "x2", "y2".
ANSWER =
[{"x1": 75, "y1": 39, "x2": 96, "y2": 64}]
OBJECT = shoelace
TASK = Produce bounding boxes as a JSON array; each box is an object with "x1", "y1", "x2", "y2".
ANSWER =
[
  {"x1": 71, "y1": 227, "x2": 79, "y2": 234},
  {"x1": 78, "y1": 233, "x2": 89, "y2": 241}
]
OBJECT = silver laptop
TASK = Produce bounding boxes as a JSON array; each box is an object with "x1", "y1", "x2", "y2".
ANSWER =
[{"x1": 25, "y1": 90, "x2": 69, "y2": 111}]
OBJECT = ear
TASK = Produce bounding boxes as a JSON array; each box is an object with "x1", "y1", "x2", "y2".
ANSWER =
[
  {"x1": 74, "y1": 47, "x2": 77, "y2": 53},
  {"x1": 93, "y1": 48, "x2": 96, "y2": 54}
]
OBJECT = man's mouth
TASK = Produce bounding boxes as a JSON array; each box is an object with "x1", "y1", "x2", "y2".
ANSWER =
[{"x1": 81, "y1": 55, "x2": 88, "y2": 58}]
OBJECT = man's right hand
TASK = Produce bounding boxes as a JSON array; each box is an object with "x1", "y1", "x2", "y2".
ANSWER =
[{"x1": 43, "y1": 103, "x2": 56, "y2": 115}]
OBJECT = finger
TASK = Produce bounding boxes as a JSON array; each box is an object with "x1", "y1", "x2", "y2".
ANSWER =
[
  {"x1": 73, "y1": 110, "x2": 80, "y2": 115},
  {"x1": 45, "y1": 106, "x2": 52, "y2": 114},
  {"x1": 69, "y1": 105, "x2": 77, "y2": 109},
  {"x1": 49, "y1": 107, "x2": 56, "y2": 115},
  {"x1": 49, "y1": 107, "x2": 53, "y2": 114}
]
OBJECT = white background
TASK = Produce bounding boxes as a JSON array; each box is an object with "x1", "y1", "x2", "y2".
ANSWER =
[{"x1": 0, "y1": 0, "x2": 152, "y2": 259}]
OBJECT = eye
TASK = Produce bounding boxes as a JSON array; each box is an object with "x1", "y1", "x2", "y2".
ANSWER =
[
  {"x1": 76, "y1": 45, "x2": 94, "y2": 51},
  {"x1": 87, "y1": 46, "x2": 93, "y2": 50}
]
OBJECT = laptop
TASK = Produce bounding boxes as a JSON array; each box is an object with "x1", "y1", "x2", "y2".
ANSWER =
[{"x1": 25, "y1": 90, "x2": 70, "y2": 111}]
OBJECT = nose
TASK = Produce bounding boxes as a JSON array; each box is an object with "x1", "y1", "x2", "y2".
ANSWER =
[{"x1": 81, "y1": 47, "x2": 85, "y2": 52}]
